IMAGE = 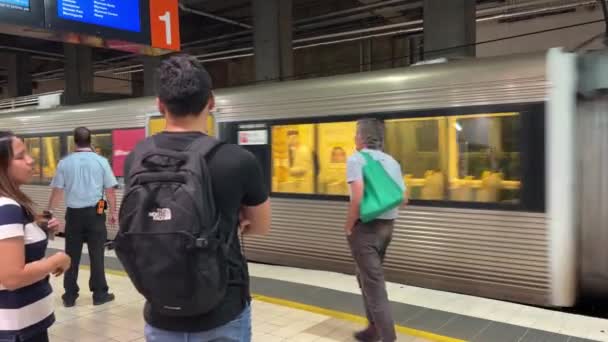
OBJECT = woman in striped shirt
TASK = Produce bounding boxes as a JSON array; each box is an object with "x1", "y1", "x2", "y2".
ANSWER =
[{"x1": 0, "y1": 131, "x2": 71, "y2": 342}]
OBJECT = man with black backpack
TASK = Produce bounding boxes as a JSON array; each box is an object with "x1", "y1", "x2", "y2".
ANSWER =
[{"x1": 115, "y1": 55, "x2": 271, "y2": 341}]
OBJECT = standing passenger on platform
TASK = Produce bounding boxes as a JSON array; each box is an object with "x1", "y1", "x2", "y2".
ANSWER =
[
  {"x1": 47, "y1": 127, "x2": 118, "y2": 308},
  {"x1": 344, "y1": 119, "x2": 407, "y2": 342},
  {"x1": 120, "y1": 54, "x2": 271, "y2": 342},
  {"x1": 0, "y1": 131, "x2": 71, "y2": 342}
]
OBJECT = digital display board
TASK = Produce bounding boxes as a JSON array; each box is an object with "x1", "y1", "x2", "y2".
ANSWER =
[
  {"x1": 0, "y1": 0, "x2": 179, "y2": 55},
  {"x1": 57, "y1": 0, "x2": 140, "y2": 32},
  {"x1": 0, "y1": 0, "x2": 30, "y2": 11},
  {"x1": 0, "y1": 0, "x2": 43, "y2": 27}
]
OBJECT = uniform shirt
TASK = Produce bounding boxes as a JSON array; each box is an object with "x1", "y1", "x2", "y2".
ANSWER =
[
  {"x1": 346, "y1": 149, "x2": 406, "y2": 220},
  {"x1": 0, "y1": 197, "x2": 54, "y2": 341},
  {"x1": 50, "y1": 150, "x2": 118, "y2": 208},
  {"x1": 123, "y1": 132, "x2": 269, "y2": 332}
]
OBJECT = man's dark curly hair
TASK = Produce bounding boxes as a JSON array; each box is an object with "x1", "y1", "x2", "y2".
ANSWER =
[{"x1": 157, "y1": 54, "x2": 213, "y2": 117}]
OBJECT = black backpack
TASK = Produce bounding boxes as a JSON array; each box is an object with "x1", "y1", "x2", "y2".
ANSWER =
[{"x1": 114, "y1": 135, "x2": 232, "y2": 317}]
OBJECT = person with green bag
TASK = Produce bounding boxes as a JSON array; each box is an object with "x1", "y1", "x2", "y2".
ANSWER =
[{"x1": 344, "y1": 118, "x2": 407, "y2": 342}]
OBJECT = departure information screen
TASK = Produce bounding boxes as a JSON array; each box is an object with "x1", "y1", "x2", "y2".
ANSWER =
[
  {"x1": 0, "y1": 0, "x2": 30, "y2": 11},
  {"x1": 56, "y1": 0, "x2": 141, "y2": 32}
]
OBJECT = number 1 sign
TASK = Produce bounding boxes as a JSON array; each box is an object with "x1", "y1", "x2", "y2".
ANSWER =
[{"x1": 150, "y1": 0, "x2": 180, "y2": 51}]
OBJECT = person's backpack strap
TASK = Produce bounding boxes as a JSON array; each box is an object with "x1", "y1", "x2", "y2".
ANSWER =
[
  {"x1": 186, "y1": 136, "x2": 240, "y2": 251},
  {"x1": 186, "y1": 135, "x2": 223, "y2": 157}
]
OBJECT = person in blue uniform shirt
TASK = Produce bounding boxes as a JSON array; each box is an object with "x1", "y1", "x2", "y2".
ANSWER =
[{"x1": 47, "y1": 127, "x2": 118, "y2": 308}]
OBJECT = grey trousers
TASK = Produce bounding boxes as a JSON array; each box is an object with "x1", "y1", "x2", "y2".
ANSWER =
[{"x1": 348, "y1": 219, "x2": 396, "y2": 342}]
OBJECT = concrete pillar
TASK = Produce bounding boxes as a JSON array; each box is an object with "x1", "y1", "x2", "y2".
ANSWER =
[
  {"x1": 63, "y1": 43, "x2": 93, "y2": 105},
  {"x1": 252, "y1": 0, "x2": 293, "y2": 82},
  {"x1": 7, "y1": 53, "x2": 32, "y2": 97},
  {"x1": 132, "y1": 56, "x2": 160, "y2": 97},
  {"x1": 423, "y1": 0, "x2": 476, "y2": 60}
]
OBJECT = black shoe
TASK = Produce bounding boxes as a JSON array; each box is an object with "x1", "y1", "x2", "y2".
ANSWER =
[
  {"x1": 62, "y1": 294, "x2": 78, "y2": 308},
  {"x1": 354, "y1": 325, "x2": 380, "y2": 342},
  {"x1": 93, "y1": 293, "x2": 115, "y2": 306}
]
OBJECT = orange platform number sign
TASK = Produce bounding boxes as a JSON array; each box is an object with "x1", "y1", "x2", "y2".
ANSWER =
[{"x1": 150, "y1": 0, "x2": 181, "y2": 51}]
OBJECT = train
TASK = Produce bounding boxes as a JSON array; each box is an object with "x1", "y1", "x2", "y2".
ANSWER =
[{"x1": 0, "y1": 47, "x2": 604, "y2": 309}]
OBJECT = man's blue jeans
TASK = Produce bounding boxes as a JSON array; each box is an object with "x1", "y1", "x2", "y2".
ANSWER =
[{"x1": 144, "y1": 305, "x2": 251, "y2": 342}]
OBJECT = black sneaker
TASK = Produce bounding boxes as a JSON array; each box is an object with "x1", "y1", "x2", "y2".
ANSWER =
[
  {"x1": 93, "y1": 293, "x2": 115, "y2": 306},
  {"x1": 62, "y1": 294, "x2": 78, "y2": 308}
]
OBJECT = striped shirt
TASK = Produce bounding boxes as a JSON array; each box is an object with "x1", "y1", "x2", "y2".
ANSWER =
[{"x1": 0, "y1": 197, "x2": 54, "y2": 341}]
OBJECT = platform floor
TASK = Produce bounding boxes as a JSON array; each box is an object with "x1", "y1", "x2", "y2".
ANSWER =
[
  {"x1": 46, "y1": 238, "x2": 608, "y2": 341},
  {"x1": 47, "y1": 269, "x2": 428, "y2": 342}
]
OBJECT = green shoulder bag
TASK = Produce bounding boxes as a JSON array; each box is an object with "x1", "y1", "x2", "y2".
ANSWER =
[{"x1": 359, "y1": 151, "x2": 404, "y2": 223}]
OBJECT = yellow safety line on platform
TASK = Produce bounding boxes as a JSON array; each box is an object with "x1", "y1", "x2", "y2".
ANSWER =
[{"x1": 80, "y1": 266, "x2": 465, "y2": 342}]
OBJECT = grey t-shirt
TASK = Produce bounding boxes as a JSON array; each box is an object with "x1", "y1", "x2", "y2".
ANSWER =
[{"x1": 346, "y1": 149, "x2": 406, "y2": 220}]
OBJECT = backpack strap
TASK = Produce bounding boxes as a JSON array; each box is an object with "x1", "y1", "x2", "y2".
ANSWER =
[
  {"x1": 186, "y1": 137, "x2": 240, "y2": 261},
  {"x1": 186, "y1": 135, "x2": 223, "y2": 157},
  {"x1": 184, "y1": 135, "x2": 226, "y2": 238}
]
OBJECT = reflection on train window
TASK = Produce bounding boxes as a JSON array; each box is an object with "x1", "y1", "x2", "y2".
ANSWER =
[
  {"x1": 317, "y1": 122, "x2": 356, "y2": 195},
  {"x1": 271, "y1": 113, "x2": 521, "y2": 204},
  {"x1": 24, "y1": 137, "x2": 42, "y2": 183},
  {"x1": 92, "y1": 134, "x2": 112, "y2": 161},
  {"x1": 385, "y1": 117, "x2": 444, "y2": 200},
  {"x1": 42, "y1": 136, "x2": 60, "y2": 182},
  {"x1": 449, "y1": 113, "x2": 521, "y2": 203},
  {"x1": 68, "y1": 133, "x2": 113, "y2": 162},
  {"x1": 271, "y1": 124, "x2": 315, "y2": 194}
]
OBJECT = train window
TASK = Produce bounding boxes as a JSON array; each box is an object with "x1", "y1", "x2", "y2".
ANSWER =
[
  {"x1": 317, "y1": 122, "x2": 357, "y2": 195},
  {"x1": 269, "y1": 112, "x2": 522, "y2": 205},
  {"x1": 24, "y1": 137, "x2": 42, "y2": 183},
  {"x1": 271, "y1": 124, "x2": 316, "y2": 194},
  {"x1": 92, "y1": 134, "x2": 112, "y2": 162},
  {"x1": 448, "y1": 113, "x2": 521, "y2": 203},
  {"x1": 385, "y1": 117, "x2": 444, "y2": 200},
  {"x1": 67, "y1": 133, "x2": 113, "y2": 162},
  {"x1": 41, "y1": 136, "x2": 60, "y2": 183}
]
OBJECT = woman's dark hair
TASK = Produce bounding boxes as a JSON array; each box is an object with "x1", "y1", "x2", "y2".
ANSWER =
[{"x1": 0, "y1": 131, "x2": 34, "y2": 218}]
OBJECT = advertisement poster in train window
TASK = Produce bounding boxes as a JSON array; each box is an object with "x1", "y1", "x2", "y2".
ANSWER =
[
  {"x1": 112, "y1": 128, "x2": 145, "y2": 176},
  {"x1": 271, "y1": 124, "x2": 315, "y2": 194},
  {"x1": 146, "y1": 114, "x2": 215, "y2": 137},
  {"x1": 316, "y1": 122, "x2": 356, "y2": 196}
]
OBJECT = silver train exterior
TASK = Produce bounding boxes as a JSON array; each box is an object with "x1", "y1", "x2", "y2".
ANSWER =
[{"x1": 0, "y1": 48, "x2": 594, "y2": 308}]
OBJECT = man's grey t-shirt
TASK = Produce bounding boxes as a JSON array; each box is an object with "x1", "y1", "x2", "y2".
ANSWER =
[{"x1": 346, "y1": 149, "x2": 406, "y2": 220}]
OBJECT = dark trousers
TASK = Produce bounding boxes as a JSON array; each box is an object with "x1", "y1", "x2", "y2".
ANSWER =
[
  {"x1": 63, "y1": 207, "x2": 109, "y2": 300},
  {"x1": 16, "y1": 331, "x2": 48, "y2": 342},
  {"x1": 347, "y1": 219, "x2": 396, "y2": 342}
]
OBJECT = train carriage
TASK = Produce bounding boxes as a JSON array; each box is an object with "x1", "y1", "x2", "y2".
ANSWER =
[{"x1": 0, "y1": 48, "x2": 593, "y2": 308}]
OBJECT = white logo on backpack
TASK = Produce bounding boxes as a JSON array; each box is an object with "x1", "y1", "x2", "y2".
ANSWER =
[{"x1": 148, "y1": 208, "x2": 172, "y2": 221}]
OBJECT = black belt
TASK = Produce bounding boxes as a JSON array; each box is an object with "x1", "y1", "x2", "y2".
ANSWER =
[{"x1": 67, "y1": 205, "x2": 97, "y2": 211}]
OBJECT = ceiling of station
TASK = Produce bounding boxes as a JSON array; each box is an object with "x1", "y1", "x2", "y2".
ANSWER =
[{"x1": 0, "y1": 0, "x2": 599, "y2": 90}]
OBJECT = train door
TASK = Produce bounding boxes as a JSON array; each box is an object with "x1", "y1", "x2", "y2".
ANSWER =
[{"x1": 218, "y1": 122, "x2": 271, "y2": 192}]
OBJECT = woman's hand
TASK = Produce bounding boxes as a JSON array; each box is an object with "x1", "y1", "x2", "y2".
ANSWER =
[
  {"x1": 47, "y1": 218, "x2": 63, "y2": 234},
  {"x1": 50, "y1": 252, "x2": 71, "y2": 277}
]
